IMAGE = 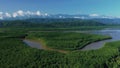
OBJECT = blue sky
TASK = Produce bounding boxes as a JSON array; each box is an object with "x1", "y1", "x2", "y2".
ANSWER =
[{"x1": 0, "y1": 0, "x2": 120, "y2": 16}]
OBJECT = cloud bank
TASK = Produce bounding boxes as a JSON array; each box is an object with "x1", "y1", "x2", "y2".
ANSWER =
[
  {"x1": 0, "y1": 10, "x2": 48, "y2": 19},
  {"x1": 0, "y1": 10, "x2": 119, "y2": 20}
]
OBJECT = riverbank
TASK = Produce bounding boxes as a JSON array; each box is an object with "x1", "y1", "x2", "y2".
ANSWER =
[
  {"x1": 82, "y1": 29, "x2": 120, "y2": 50},
  {"x1": 1, "y1": 27, "x2": 120, "y2": 67},
  {"x1": 25, "y1": 31, "x2": 111, "y2": 51},
  {"x1": 23, "y1": 39, "x2": 69, "y2": 53}
]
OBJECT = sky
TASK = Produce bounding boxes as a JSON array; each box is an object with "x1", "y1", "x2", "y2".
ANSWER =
[{"x1": 0, "y1": 0, "x2": 120, "y2": 16}]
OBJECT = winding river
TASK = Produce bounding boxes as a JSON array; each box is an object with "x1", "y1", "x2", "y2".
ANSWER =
[
  {"x1": 81, "y1": 28, "x2": 120, "y2": 50},
  {"x1": 23, "y1": 28, "x2": 120, "y2": 51}
]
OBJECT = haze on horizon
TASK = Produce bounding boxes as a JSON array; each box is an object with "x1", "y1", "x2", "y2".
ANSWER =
[{"x1": 0, "y1": 0, "x2": 120, "y2": 17}]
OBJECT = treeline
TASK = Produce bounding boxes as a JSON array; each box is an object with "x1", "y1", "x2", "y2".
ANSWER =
[{"x1": 0, "y1": 18, "x2": 106, "y2": 28}]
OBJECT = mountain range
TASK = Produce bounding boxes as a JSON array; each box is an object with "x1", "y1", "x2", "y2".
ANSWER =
[{"x1": 1, "y1": 10, "x2": 120, "y2": 24}]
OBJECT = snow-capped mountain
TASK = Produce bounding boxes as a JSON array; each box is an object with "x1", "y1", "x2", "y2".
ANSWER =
[{"x1": 1, "y1": 10, "x2": 120, "y2": 24}]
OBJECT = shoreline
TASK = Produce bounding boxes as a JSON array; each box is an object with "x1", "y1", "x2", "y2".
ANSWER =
[{"x1": 23, "y1": 38, "x2": 69, "y2": 54}]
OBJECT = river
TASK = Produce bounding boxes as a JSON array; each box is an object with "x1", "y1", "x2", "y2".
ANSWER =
[
  {"x1": 23, "y1": 28, "x2": 120, "y2": 51},
  {"x1": 81, "y1": 28, "x2": 120, "y2": 50}
]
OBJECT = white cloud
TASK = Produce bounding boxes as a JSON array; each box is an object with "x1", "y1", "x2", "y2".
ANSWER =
[
  {"x1": 74, "y1": 16, "x2": 81, "y2": 18},
  {"x1": 59, "y1": 16, "x2": 62, "y2": 18},
  {"x1": 13, "y1": 13, "x2": 18, "y2": 18},
  {"x1": 0, "y1": 16, "x2": 3, "y2": 19},
  {"x1": 44, "y1": 13, "x2": 48, "y2": 16},
  {"x1": 12, "y1": 10, "x2": 44, "y2": 17},
  {"x1": 0, "y1": 12, "x2": 3, "y2": 19},
  {"x1": 12, "y1": 10, "x2": 24, "y2": 17},
  {"x1": 89, "y1": 14, "x2": 99, "y2": 17},
  {"x1": 0, "y1": 10, "x2": 48, "y2": 19},
  {"x1": 0, "y1": 12, "x2": 3, "y2": 15},
  {"x1": 17, "y1": 10, "x2": 24, "y2": 16},
  {"x1": 74, "y1": 16, "x2": 85, "y2": 19},
  {"x1": 36, "y1": 11, "x2": 41, "y2": 16},
  {"x1": 16, "y1": 10, "x2": 43, "y2": 16},
  {"x1": 25, "y1": 11, "x2": 31, "y2": 15},
  {"x1": 0, "y1": 12, "x2": 3, "y2": 17},
  {"x1": 5, "y1": 13, "x2": 11, "y2": 17}
]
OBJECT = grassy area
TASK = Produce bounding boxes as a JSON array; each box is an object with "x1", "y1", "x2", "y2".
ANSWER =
[{"x1": 26, "y1": 32, "x2": 111, "y2": 51}]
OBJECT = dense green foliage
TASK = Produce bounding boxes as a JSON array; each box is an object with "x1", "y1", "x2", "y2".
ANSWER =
[
  {"x1": 27, "y1": 32, "x2": 111, "y2": 50},
  {"x1": 0, "y1": 18, "x2": 120, "y2": 68},
  {"x1": 1, "y1": 31, "x2": 120, "y2": 68},
  {"x1": 0, "y1": 32, "x2": 66, "y2": 68},
  {"x1": 66, "y1": 41, "x2": 120, "y2": 68}
]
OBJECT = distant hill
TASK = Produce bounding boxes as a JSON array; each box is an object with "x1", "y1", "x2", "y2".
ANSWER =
[
  {"x1": 1, "y1": 13, "x2": 120, "y2": 25},
  {"x1": 0, "y1": 19, "x2": 106, "y2": 28},
  {"x1": 0, "y1": 21, "x2": 3, "y2": 27},
  {"x1": 93, "y1": 18, "x2": 120, "y2": 24}
]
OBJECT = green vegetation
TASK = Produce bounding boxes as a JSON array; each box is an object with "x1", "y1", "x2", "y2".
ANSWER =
[
  {"x1": 1, "y1": 18, "x2": 120, "y2": 68},
  {"x1": 0, "y1": 32, "x2": 66, "y2": 68},
  {"x1": 26, "y1": 32, "x2": 111, "y2": 50},
  {"x1": 0, "y1": 19, "x2": 105, "y2": 28},
  {"x1": 64, "y1": 41, "x2": 120, "y2": 68},
  {"x1": 0, "y1": 40, "x2": 65, "y2": 68},
  {"x1": 1, "y1": 31, "x2": 120, "y2": 68}
]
